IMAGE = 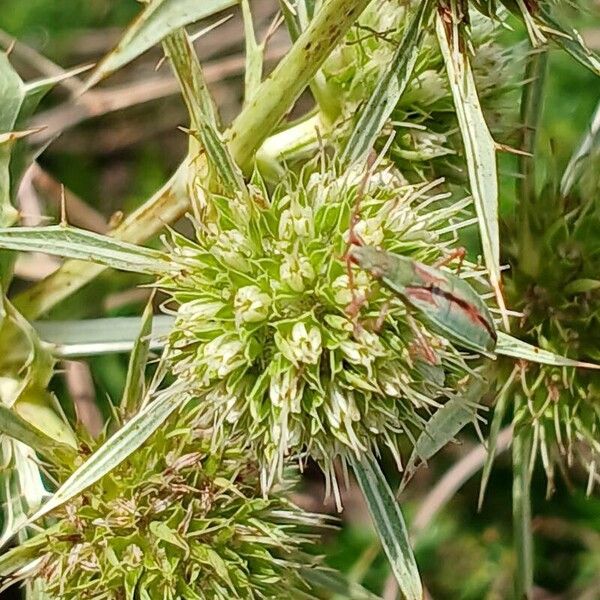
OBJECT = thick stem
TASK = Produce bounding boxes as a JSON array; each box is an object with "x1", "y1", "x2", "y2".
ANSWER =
[
  {"x1": 228, "y1": 0, "x2": 370, "y2": 170},
  {"x1": 15, "y1": 0, "x2": 371, "y2": 319}
]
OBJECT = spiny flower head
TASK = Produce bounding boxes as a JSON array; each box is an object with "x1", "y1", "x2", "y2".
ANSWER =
[
  {"x1": 322, "y1": 0, "x2": 520, "y2": 174},
  {"x1": 162, "y1": 160, "x2": 483, "y2": 499},
  {"x1": 29, "y1": 405, "x2": 323, "y2": 599},
  {"x1": 503, "y1": 146, "x2": 600, "y2": 493}
]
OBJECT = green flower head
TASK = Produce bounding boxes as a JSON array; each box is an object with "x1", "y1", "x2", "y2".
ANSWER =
[
  {"x1": 163, "y1": 160, "x2": 483, "y2": 498},
  {"x1": 29, "y1": 406, "x2": 322, "y2": 599}
]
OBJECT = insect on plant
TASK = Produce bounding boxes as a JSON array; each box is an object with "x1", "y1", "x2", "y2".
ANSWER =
[{"x1": 345, "y1": 170, "x2": 497, "y2": 358}]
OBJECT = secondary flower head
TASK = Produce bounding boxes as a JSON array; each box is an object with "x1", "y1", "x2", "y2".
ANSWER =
[
  {"x1": 22, "y1": 406, "x2": 323, "y2": 599},
  {"x1": 503, "y1": 145, "x2": 600, "y2": 493},
  {"x1": 163, "y1": 161, "x2": 484, "y2": 497}
]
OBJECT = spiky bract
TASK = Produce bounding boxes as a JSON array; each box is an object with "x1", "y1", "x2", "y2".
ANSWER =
[{"x1": 31, "y1": 405, "x2": 322, "y2": 599}]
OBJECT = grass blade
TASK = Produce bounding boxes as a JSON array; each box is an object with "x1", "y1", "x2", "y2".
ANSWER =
[
  {"x1": 496, "y1": 332, "x2": 600, "y2": 369},
  {"x1": 0, "y1": 225, "x2": 176, "y2": 275},
  {"x1": 342, "y1": 0, "x2": 436, "y2": 165},
  {"x1": 350, "y1": 454, "x2": 422, "y2": 600},
  {"x1": 121, "y1": 296, "x2": 155, "y2": 418},
  {"x1": 478, "y1": 367, "x2": 516, "y2": 509},
  {"x1": 436, "y1": 11, "x2": 508, "y2": 329},
  {"x1": 561, "y1": 99, "x2": 600, "y2": 196},
  {"x1": 512, "y1": 395, "x2": 534, "y2": 599},
  {"x1": 1, "y1": 383, "x2": 189, "y2": 545},
  {"x1": 85, "y1": 0, "x2": 237, "y2": 89}
]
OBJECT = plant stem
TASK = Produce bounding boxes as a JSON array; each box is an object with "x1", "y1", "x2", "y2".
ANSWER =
[
  {"x1": 14, "y1": 0, "x2": 370, "y2": 319},
  {"x1": 512, "y1": 395, "x2": 534, "y2": 599},
  {"x1": 228, "y1": 0, "x2": 370, "y2": 170}
]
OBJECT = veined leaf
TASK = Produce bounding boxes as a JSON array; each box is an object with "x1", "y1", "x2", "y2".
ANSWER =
[
  {"x1": 1, "y1": 383, "x2": 189, "y2": 545},
  {"x1": 401, "y1": 378, "x2": 487, "y2": 490},
  {"x1": 85, "y1": 0, "x2": 238, "y2": 89},
  {"x1": 496, "y1": 332, "x2": 600, "y2": 369},
  {"x1": 302, "y1": 567, "x2": 383, "y2": 600},
  {"x1": 342, "y1": 0, "x2": 436, "y2": 165},
  {"x1": 436, "y1": 12, "x2": 508, "y2": 329},
  {"x1": 0, "y1": 225, "x2": 176, "y2": 275},
  {"x1": 350, "y1": 454, "x2": 422, "y2": 600},
  {"x1": 33, "y1": 315, "x2": 174, "y2": 358},
  {"x1": 0, "y1": 405, "x2": 76, "y2": 463},
  {"x1": 163, "y1": 30, "x2": 247, "y2": 196}
]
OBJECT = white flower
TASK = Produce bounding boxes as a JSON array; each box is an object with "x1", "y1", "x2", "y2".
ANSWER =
[
  {"x1": 349, "y1": 217, "x2": 384, "y2": 246},
  {"x1": 213, "y1": 229, "x2": 252, "y2": 270},
  {"x1": 269, "y1": 368, "x2": 303, "y2": 412},
  {"x1": 279, "y1": 202, "x2": 313, "y2": 239},
  {"x1": 276, "y1": 323, "x2": 322, "y2": 366},
  {"x1": 234, "y1": 285, "x2": 271, "y2": 324},
  {"x1": 279, "y1": 255, "x2": 315, "y2": 292},
  {"x1": 340, "y1": 329, "x2": 385, "y2": 374},
  {"x1": 332, "y1": 271, "x2": 370, "y2": 307},
  {"x1": 203, "y1": 335, "x2": 245, "y2": 379}
]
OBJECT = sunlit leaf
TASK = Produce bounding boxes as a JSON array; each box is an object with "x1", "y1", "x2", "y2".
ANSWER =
[
  {"x1": 350, "y1": 454, "x2": 422, "y2": 600},
  {"x1": 0, "y1": 225, "x2": 177, "y2": 274},
  {"x1": 436, "y1": 12, "x2": 508, "y2": 328},
  {"x1": 33, "y1": 315, "x2": 173, "y2": 358},
  {"x1": 85, "y1": 0, "x2": 238, "y2": 89},
  {"x1": 342, "y1": 0, "x2": 436, "y2": 165},
  {"x1": 0, "y1": 405, "x2": 75, "y2": 463},
  {"x1": 496, "y1": 332, "x2": 600, "y2": 369}
]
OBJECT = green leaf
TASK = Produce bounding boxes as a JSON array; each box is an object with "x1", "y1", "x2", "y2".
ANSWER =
[
  {"x1": 342, "y1": 0, "x2": 436, "y2": 165},
  {"x1": 436, "y1": 12, "x2": 507, "y2": 328},
  {"x1": 33, "y1": 315, "x2": 173, "y2": 358},
  {"x1": 1, "y1": 383, "x2": 189, "y2": 544},
  {"x1": 121, "y1": 297, "x2": 156, "y2": 418},
  {"x1": 85, "y1": 0, "x2": 238, "y2": 89},
  {"x1": 241, "y1": 0, "x2": 262, "y2": 103},
  {"x1": 302, "y1": 567, "x2": 383, "y2": 600},
  {"x1": 561, "y1": 101, "x2": 600, "y2": 197},
  {"x1": 0, "y1": 523, "x2": 64, "y2": 577},
  {"x1": 496, "y1": 332, "x2": 600, "y2": 369},
  {"x1": 401, "y1": 378, "x2": 487, "y2": 490},
  {"x1": 0, "y1": 405, "x2": 76, "y2": 463},
  {"x1": 163, "y1": 30, "x2": 246, "y2": 196},
  {"x1": 350, "y1": 454, "x2": 422, "y2": 600},
  {"x1": 0, "y1": 225, "x2": 176, "y2": 275},
  {"x1": 478, "y1": 368, "x2": 516, "y2": 509}
]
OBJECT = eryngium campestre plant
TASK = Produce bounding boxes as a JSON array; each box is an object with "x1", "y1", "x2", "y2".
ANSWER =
[
  {"x1": 322, "y1": 1, "x2": 520, "y2": 175},
  {"x1": 26, "y1": 405, "x2": 322, "y2": 599},
  {"x1": 162, "y1": 160, "x2": 484, "y2": 499},
  {"x1": 502, "y1": 141, "x2": 600, "y2": 493}
]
